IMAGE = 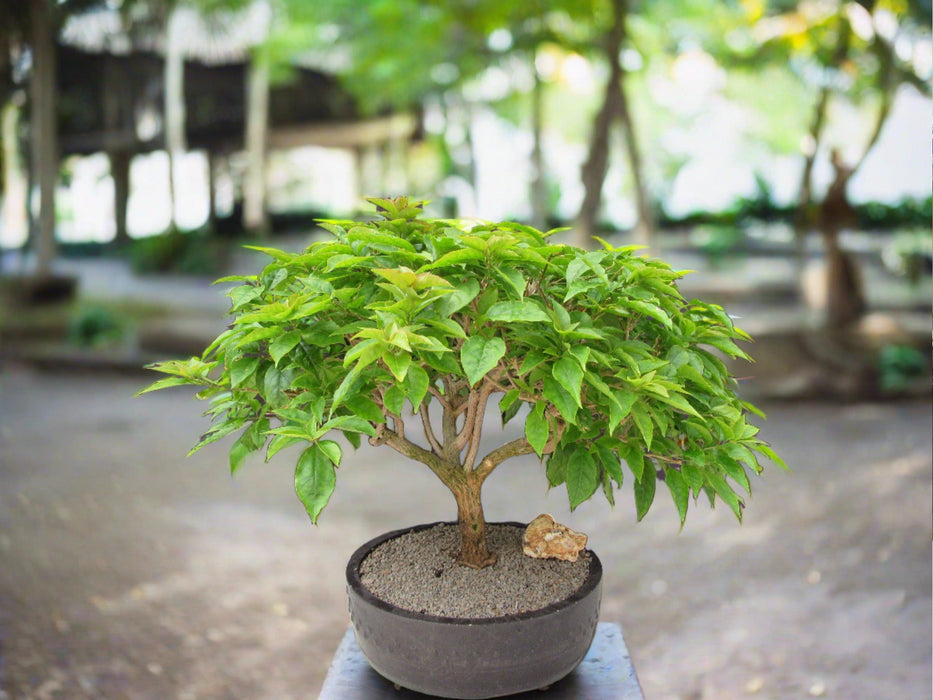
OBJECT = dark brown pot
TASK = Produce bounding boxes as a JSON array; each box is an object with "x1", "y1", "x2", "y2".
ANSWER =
[{"x1": 346, "y1": 521, "x2": 602, "y2": 699}]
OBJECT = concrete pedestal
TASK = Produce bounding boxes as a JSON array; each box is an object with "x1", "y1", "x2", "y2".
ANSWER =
[{"x1": 318, "y1": 622, "x2": 644, "y2": 700}]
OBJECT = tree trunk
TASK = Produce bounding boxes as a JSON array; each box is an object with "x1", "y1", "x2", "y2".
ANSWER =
[
  {"x1": 164, "y1": 6, "x2": 185, "y2": 229},
  {"x1": 573, "y1": 0, "x2": 625, "y2": 250},
  {"x1": 109, "y1": 150, "x2": 131, "y2": 247},
  {"x1": 206, "y1": 149, "x2": 217, "y2": 231},
  {"x1": 616, "y1": 73, "x2": 653, "y2": 251},
  {"x1": 451, "y1": 474, "x2": 496, "y2": 569},
  {"x1": 29, "y1": 0, "x2": 58, "y2": 277},
  {"x1": 243, "y1": 48, "x2": 270, "y2": 236},
  {"x1": 1, "y1": 97, "x2": 28, "y2": 250},
  {"x1": 530, "y1": 54, "x2": 548, "y2": 231},
  {"x1": 792, "y1": 86, "x2": 829, "y2": 276}
]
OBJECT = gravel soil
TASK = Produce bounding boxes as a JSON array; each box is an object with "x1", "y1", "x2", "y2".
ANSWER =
[{"x1": 359, "y1": 523, "x2": 591, "y2": 618}]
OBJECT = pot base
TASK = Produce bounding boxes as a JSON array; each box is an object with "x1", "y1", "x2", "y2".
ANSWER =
[
  {"x1": 346, "y1": 522, "x2": 603, "y2": 699},
  {"x1": 321, "y1": 623, "x2": 645, "y2": 700}
]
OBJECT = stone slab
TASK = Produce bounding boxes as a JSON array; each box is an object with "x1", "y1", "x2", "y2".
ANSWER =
[{"x1": 318, "y1": 621, "x2": 644, "y2": 700}]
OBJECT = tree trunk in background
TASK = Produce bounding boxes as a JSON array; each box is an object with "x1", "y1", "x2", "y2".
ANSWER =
[
  {"x1": 530, "y1": 56, "x2": 547, "y2": 232},
  {"x1": 616, "y1": 67, "x2": 653, "y2": 252},
  {"x1": 243, "y1": 50, "x2": 270, "y2": 236},
  {"x1": 29, "y1": 0, "x2": 57, "y2": 277},
  {"x1": 164, "y1": 6, "x2": 185, "y2": 230},
  {"x1": 206, "y1": 149, "x2": 217, "y2": 230},
  {"x1": 109, "y1": 150, "x2": 131, "y2": 247},
  {"x1": 793, "y1": 87, "x2": 829, "y2": 277},
  {"x1": 1, "y1": 98, "x2": 28, "y2": 251},
  {"x1": 574, "y1": 0, "x2": 625, "y2": 250}
]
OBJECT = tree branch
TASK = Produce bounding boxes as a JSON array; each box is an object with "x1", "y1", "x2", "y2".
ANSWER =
[
  {"x1": 370, "y1": 424, "x2": 459, "y2": 484},
  {"x1": 475, "y1": 437, "x2": 536, "y2": 481},
  {"x1": 474, "y1": 417, "x2": 565, "y2": 482},
  {"x1": 419, "y1": 403, "x2": 444, "y2": 456},
  {"x1": 427, "y1": 385, "x2": 450, "y2": 411},
  {"x1": 463, "y1": 376, "x2": 498, "y2": 471},
  {"x1": 385, "y1": 410, "x2": 405, "y2": 440},
  {"x1": 454, "y1": 391, "x2": 480, "y2": 452}
]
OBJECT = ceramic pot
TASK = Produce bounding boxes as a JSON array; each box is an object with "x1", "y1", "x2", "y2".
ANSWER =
[{"x1": 346, "y1": 521, "x2": 602, "y2": 699}]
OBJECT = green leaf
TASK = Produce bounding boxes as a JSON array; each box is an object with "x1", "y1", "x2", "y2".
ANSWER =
[
  {"x1": 499, "y1": 389, "x2": 521, "y2": 413},
  {"x1": 384, "y1": 385, "x2": 405, "y2": 415},
  {"x1": 135, "y1": 376, "x2": 195, "y2": 395},
  {"x1": 609, "y1": 391, "x2": 638, "y2": 433},
  {"x1": 552, "y1": 357, "x2": 584, "y2": 408},
  {"x1": 665, "y1": 468, "x2": 689, "y2": 526},
  {"x1": 720, "y1": 455, "x2": 752, "y2": 493},
  {"x1": 344, "y1": 395, "x2": 385, "y2": 423},
  {"x1": 633, "y1": 463, "x2": 657, "y2": 521},
  {"x1": 519, "y1": 349, "x2": 548, "y2": 375},
  {"x1": 566, "y1": 447, "x2": 599, "y2": 510},
  {"x1": 595, "y1": 444, "x2": 624, "y2": 487},
  {"x1": 543, "y1": 376, "x2": 578, "y2": 424},
  {"x1": 460, "y1": 336, "x2": 506, "y2": 387},
  {"x1": 262, "y1": 366, "x2": 293, "y2": 406},
  {"x1": 485, "y1": 300, "x2": 550, "y2": 323},
  {"x1": 420, "y1": 247, "x2": 485, "y2": 270},
  {"x1": 382, "y1": 350, "x2": 411, "y2": 381},
  {"x1": 618, "y1": 442, "x2": 645, "y2": 481},
  {"x1": 228, "y1": 284, "x2": 262, "y2": 310},
  {"x1": 436, "y1": 279, "x2": 480, "y2": 316},
  {"x1": 754, "y1": 442, "x2": 788, "y2": 470},
  {"x1": 266, "y1": 434, "x2": 303, "y2": 461},
  {"x1": 229, "y1": 356, "x2": 260, "y2": 388},
  {"x1": 403, "y1": 364, "x2": 430, "y2": 411},
  {"x1": 630, "y1": 402, "x2": 654, "y2": 449},
  {"x1": 229, "y1": 432, "x2": 252, "y2": 475},
  {"x1": 324, "y1": 415, "x2": 376, "y2": 437},
  {"x1": 317, "y1": 440, "x2": 343, "y2": 466},
  {"x1": 707, "y1": 471, "x2": 745, "y2": 521},
  {"x1": 652, "y1": 391, "x2": 700, "y2": 418},
  {"x1": 600, "y1": 469, "x2": 615, "y2": 506},
  {"x1": 546, "y1": 447, "x2": 568, "y2": 487},
  {"x1": 492, "y1": 267, "x2": 527, "y2": 299},
  {"x1": 501, "y1": 395, "x2": 522, "y2": 426},
  {"x1": 331, "y1": 365, "x2": 362, "y2": 412},
  {"x1": 525, "y1": 402, "x2": 550, "y2": 458},
  {"x1": 269, "y1": 330, "x2": 302, "y2": 365},
  {"x1": 294, "y1": 446, "x2": 337, "y2": 524},
  {"x1": 188, "y1": 420, "x2": 243, "y2": 455},
  {"x1": 629, "y1": 300, "x2": 672, "y2": 329}
]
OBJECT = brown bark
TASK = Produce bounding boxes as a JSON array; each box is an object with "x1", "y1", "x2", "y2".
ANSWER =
[
  {"x1": 109, "y1": 150, "x2": 131, "y2": 247},
  {"x1": 616, "y1": 72, "x2": 653, "y2": 252},
  {"x1": 29, "y1": 0, "x2": 58, "y2": 276},
  {"x1": 451, "y1": 473, "x2": 496, "y2": 569},
  {"x1": 243, "y1": 49, "x2": 270, "y2": 236},
  {"x1": 575, "y1": 0, "x2": 649, "y2": 250},
  {"x1": 530, "y1": 55, "x2": 548, "y2": 232},
  {"x1": 574, "y1": 16, "x2": 623, "y2": 250}
]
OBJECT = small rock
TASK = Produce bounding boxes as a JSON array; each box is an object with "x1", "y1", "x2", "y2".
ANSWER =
[
  {"x1": 807, "y1": 570, "x2": 822, "y2": 585},
  {"x1": 745, "y1": 676, "x2": 765, "y2": 693},
  {"x1": 522, "y1": 514, "x2": 587, "y2": 562}
]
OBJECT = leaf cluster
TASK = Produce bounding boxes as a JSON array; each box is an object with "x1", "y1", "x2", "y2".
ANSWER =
[{"x1": 140, "y1": 196, "x2": 783, "y2": 526}]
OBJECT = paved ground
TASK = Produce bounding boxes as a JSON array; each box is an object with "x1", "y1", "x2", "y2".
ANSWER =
[{"x1": 0, "y1": 360, "x2": 930, "y2": 700}]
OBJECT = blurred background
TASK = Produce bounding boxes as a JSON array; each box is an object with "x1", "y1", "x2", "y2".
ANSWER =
[{"x1": 0, "y1": 1, "x2": 930, "y2": 699}]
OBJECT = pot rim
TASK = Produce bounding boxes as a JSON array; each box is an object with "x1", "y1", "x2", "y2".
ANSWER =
[{"x1": 346, "y1": 520, "x2": 602, "y2": 626}]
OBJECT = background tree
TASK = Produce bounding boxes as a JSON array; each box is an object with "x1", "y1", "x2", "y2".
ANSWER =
[{"x1": 744, "y1": 0, "x2": 931, "y2": 327}]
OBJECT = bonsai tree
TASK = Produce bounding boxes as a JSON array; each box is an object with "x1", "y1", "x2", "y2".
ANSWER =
[{"x1": 140, "y1": 197, "x2": 783, "y2": 570}]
